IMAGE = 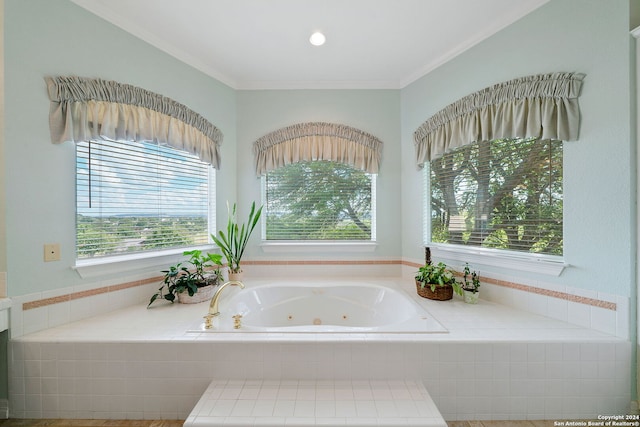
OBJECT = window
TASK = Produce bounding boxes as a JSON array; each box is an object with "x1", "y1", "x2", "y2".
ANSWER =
[
  {"x1": 424, "y1": 137, "x2": 562, "y2": 256},
  {"x1": 263, "y1": 160, "x2": 375, "y2": 241},
  {"x1": 76, "y1": 139, "x2": 214, "y2": 259}
]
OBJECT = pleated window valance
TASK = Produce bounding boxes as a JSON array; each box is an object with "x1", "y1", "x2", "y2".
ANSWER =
[
  {"x1": 45, "y1": 76, "x2": 223, "y2": 168},
  {"x1": 413, "y1": 72, "x2": 585, "y2": 167},
  {"x1": 253, "y1": 122, "x2": 383, "y2": 176}
]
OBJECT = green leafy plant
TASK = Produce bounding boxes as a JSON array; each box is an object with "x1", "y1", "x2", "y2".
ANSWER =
[
  {"x1": 183, "y1": 249, "x2": 223, "y2": 284},
  {"x1": 415, "y1": 261, "x2": 462, "y2": 296},
  {"x1": 148, "y1": 250, "x2": 223, "y2": 307},
  {"x1": 462, "y1": 262, "x2": 480, "y2": 293},
  {"x1": 150, "y1": 263, "x2": 198, "y2": 307},
  {"x1": 211, "y1": 201, "x2": 263, "y2": 274}
]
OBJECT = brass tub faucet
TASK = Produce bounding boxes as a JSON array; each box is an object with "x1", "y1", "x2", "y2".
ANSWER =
[{"x1": 208, "y1": 280, "x2": 245, "y2": 317}]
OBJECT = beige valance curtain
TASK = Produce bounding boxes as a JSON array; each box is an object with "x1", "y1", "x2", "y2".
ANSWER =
[
  {"x1": 253, "y1": 122, "x2": 383, "y2": 176},
  {"x1": 413, "y1": 72, "x2": 585, "y2": 168},
  {"x1": 45, "y1": 76, "x2": 223, "y2": 168}
]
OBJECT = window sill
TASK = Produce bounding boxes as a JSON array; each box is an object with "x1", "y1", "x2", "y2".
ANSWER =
[
  {"x1": 428, "y1": 244, "x2": 567, "y2": 276},
  {"x1": 73, "y1": 245, "x2": 218, "y2": 279},
  {"x1": 260, "y1": 241, "x2": 378, "y2": 253}
]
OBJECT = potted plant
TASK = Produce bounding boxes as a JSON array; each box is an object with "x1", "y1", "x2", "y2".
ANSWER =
[
  {"x1": 183, "y1": 249, "x2": 223, "y2": 286},
  {"x1": 211, "y1": 201, "x2": 263, "y2": 280},
  {"x1": 461, "y1": 262, "x2": 480, "y2": 304},
  {"x1": 147, "y1": 250, "x2": 223, "y2": 307},
  {"x1": 415, "y1": 261, "x2": 462, "y2": 301}
]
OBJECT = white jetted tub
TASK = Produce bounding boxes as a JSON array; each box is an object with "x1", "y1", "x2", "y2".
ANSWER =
[{"x1": 189, "y1": 280, "x2": 448, "y2": 333}]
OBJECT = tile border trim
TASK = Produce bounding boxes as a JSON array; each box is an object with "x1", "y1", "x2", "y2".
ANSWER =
[
  {"x1": 402, "y1": 260, "x2": 616, "y2": 311},
  {"x1": 21, "y1": 260, "x2": 616, "y2": 311},
  {"x1": 22, "y1": 276, "x2": 162, "y2": 311}
]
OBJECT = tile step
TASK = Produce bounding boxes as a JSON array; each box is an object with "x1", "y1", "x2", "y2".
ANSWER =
[{"x1": 184, "y1": 379, "x2": 447, "y2": 427}]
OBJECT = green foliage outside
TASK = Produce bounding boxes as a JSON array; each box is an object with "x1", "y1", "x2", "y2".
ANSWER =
[
  {"x1": 77, "y1": 215, "x2": 208, "y2": 258},
  {"x1": 430, "y1": 138, "x2": 563, "y2": 255},
  {"x1": 265, "y1": 161, "x2": 372, "y2": 240}
]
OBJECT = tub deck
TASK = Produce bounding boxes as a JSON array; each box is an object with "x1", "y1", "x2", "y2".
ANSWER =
[
  {"x1": 8, "y1": 279, "x2": 631, "y2": 421},
  {"x1": 12, "y1": 279, "x2": 621, "y2": 343}
]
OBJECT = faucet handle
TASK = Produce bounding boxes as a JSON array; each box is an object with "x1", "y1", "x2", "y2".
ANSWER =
[
  {"x1": 203, "y1": 314, "x2": 215, "y2": 330},
  {"x1": 232, "y1": 314, "x2": 243, "y2": 329}
]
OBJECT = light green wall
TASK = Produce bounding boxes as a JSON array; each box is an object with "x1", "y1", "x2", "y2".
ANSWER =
[
  {"x1": 3, "y1": 1, "x2": 402, "y2": 296},
  {"x1": 3, "y1": 0, "x2": 236, "y2": 296},
  {"x1": 632, "y1": 0, "x2": 640, "y2": 29},
  {"x1": 401, "y1": 0, "x2": 635, "y2": 297},
  {"x1": 0, "y1": 331, "x2": 6, "y2": 401},
  {"x1": 2, "y1": 0, "x2": 636, "y2": 301},
  {"x1": 2, "y1": 0, "x2": 636, "y2": 409},
  {"x1": 0, "y1": 0, "x2": 5, "y2": 276},
  {"x1": 236, "y1": 89, "x2": 401, "y2": 260}
]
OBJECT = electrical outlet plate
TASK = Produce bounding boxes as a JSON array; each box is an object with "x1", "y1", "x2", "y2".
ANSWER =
[{"x1": 44, "y1": 243, "x2": 61, "y2": 262}]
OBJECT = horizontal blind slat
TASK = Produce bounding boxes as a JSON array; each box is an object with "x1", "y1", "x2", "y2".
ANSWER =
[
  {"x1": 76, "y1": 139, "x2": 212, "y2": 259},
  {"x1": 264, "y1": 160, "x2": 373, "y2": 241},
  {"x1": 427, "y1": 138, "x2": 563, "y2": 255}
]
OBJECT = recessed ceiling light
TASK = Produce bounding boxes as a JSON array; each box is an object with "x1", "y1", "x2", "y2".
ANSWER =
[{"x1": 309, "y1": 32, "x2": 326, "y2": 46}]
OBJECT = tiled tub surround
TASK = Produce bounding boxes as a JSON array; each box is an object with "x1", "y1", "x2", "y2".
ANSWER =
[
  {"x1": 9, "y1": 274, "x2": 161, "y2": 338},
  {"x1": 7, "y1": 277, "x2": 632, "y2": 422},
  {"x1": 9, "y1": 261, "x2": 630, "y2": 340}
]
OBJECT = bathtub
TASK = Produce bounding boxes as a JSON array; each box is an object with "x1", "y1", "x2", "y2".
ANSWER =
[{"x1": 188, "y1": 280, "x2": 448, "y2": 333}]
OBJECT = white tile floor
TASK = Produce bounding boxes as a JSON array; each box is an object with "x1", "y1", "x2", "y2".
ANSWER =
[{"x1": 184, "y1": 379, "x2": 447, "y2": 427}]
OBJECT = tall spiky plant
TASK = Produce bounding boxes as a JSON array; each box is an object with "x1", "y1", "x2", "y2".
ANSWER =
[{"x1": 211, "y1": 201, "x2": 263, "y2": 274}]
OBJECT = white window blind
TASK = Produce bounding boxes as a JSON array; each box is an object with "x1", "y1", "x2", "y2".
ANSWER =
[
  {"x1": 263, "y1": 160, "x2": 375, "y2": 241},
  {"x1": 424, "y1": 137, "x2": 563, "y2": 255},
  {"x1": 76, "y1": 139, "x2": 214, "y2": 259}
]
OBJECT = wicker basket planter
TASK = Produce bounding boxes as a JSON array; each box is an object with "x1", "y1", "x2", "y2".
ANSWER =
[
  {"x1": 177, "y1": 284, "x2": 216, "y2": 304},
  {"x1": 148, "y1": 250, "x2": 224, "y2": 308},
  {"x1": 415, "y1": 280, "x2": 454, "y2": 301}
]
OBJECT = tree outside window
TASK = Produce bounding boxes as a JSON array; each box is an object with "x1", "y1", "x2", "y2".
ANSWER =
[
  {"x1": 428, "y1": 137, "x2": 562, "y2": 255},
  {"x1": 264, "y1": 160, "x2": 374, "y2": 241}
]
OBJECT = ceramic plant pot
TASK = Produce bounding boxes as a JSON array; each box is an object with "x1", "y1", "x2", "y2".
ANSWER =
[
  {"x1": 463, "y1": 289, "x2": 479, "y2": 304},
  {"x1": 228, "y1": 270, "x2": 244, "y2": 282}
]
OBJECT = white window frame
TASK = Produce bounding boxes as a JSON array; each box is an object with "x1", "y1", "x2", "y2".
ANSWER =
[
  {"x1": 260, "y1": 162, "x2": 377, "y2": 253},
  {"x1": 73, "y1": 141, "x2": 217, "y2": 279},
  {"x1": 422, "y1": 148, "x2": 566, "y2": 277}
]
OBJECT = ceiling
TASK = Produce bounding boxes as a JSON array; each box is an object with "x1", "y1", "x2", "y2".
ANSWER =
[{"x1": 71, "y1": 0, "x2": 549, "y2": 90}]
